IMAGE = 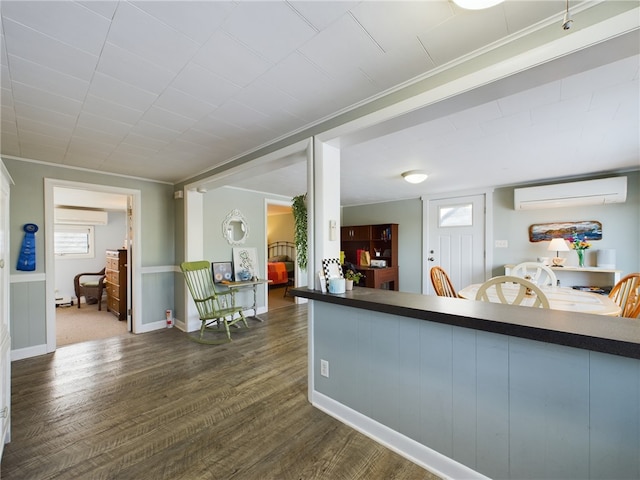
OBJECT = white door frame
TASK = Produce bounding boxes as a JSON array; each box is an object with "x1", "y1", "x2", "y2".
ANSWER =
[
  {"x1": 422, "y1": 188, "x2": 494, "y2": 295},
  {"x1": 44, "y1": 178, "x2": 142, "y2": 352}
]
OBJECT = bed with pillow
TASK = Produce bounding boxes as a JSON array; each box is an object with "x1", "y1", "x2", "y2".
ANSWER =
[{"x1": 267, "y1": 242, "x2": 296, "y2": 286}]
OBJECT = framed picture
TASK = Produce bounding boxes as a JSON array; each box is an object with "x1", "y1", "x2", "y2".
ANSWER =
[
  {"x1": 232, "y1": 247, "x2": 259, "y2": 281},
  {"x1": 529, "y1": 220, "x2": 602, "y2": 242},
  {"x1": 212, "y1": 262, "x2": 233, "y2": 284}
]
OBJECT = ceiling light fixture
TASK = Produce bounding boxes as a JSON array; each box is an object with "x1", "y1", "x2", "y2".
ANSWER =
[
  {"x1": 402, "y1": 170, "x2": 428, "y2": 184},
  {"x1": 452, "y1": 0, "x2": 505, "y2": 10},
  {"x1": 562, "y1": 0, "x2": 573, "y2": 30}
]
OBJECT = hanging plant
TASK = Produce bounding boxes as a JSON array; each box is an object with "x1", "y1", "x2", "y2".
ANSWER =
[{"x1": 292, "y1": 194, "x2": 307, "y2": 271}]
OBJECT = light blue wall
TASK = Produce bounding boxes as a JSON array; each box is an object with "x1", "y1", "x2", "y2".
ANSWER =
[
  {"x1": 4, "y1": 158, "x2": 175, "y2": 349},
  {"x1": 343, "y1": 172, "x2": 639, "y2": 292},
  {"x1": 10, "y1": 280, "x2": 46, "y2": 348},
  {"x1": 493, "y1": 171, "x2": 639, "y2": 277},
  {"x1": 313, "y1": 301, "x2": 640, "y2": 479},
  {"x1": 4, "y1": 159, "x2": 175, "y2": 272},
  {"x1": 342, "y1": 198, "x2": 422, "y2": 294},
  {"x1": 202, "y1": 186, "x2": 292, "y2": 310},
  {"x1": 141, "y1": 271, "x2": 175, "y2": 327}
]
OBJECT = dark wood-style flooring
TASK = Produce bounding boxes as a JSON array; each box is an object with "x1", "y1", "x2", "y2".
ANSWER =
[{"x1": 2, "y1": 304, "x2": 438, "y2": 479}]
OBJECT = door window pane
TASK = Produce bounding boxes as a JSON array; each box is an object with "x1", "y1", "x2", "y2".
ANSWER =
[{"x1": 439, "y1": 204, "x2": 473, "y2": 227}]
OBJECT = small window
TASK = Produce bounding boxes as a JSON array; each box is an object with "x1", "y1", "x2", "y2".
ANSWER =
[
  {"x1": 439, "y1": 203, "x2": 473, "y2": 227},
  {"x1": 54, "y1": 225, "x2": 95, "y2": 259}
]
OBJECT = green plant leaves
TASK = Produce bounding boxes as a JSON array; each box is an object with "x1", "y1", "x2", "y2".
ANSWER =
[{"x1": 292, "y1": 194, "x2": 307, "y2": 271}]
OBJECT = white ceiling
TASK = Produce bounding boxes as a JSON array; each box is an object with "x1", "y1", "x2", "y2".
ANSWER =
[{"x1": 1, "y1": 1, "x2": 639, "y2": 206}]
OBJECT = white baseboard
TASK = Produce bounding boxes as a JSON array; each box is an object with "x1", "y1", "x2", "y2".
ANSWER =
[
  {"x1": 12, "y1": 344, "x2": 48, "y2": 361},
  {"x1": 244, "y1": 306, "x2": 267, "y2": 317},
  {"x1": 136, "y1": 320, "x2": 166, "y2": 333},
  {"x1": 311, "y1": 391, "x2": 489, "y2": 480}
]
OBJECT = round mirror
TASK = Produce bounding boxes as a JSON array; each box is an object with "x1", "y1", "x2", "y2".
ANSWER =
[{"x1": 222, "y1": 209, "x2": 249, "y2": 245}]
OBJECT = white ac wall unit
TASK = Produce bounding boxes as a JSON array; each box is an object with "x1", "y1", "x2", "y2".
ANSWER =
[
  {"x1": 54, "y1": 207, "x2": 108, "y2": 225},
  {"x1": 514, "y1": 177, "x2": 627, "y2": 210}
]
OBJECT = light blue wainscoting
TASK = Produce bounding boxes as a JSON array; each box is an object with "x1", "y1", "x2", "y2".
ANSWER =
[
  {"x1": 312, "y1": 301, "x2": 640, "y2": 479},
  {"x1": 10, "y1": 276, "x2": 46, "y2": 352},
  {"x1": 140, "y1": 268, "x2": 175, "y2": 329}
]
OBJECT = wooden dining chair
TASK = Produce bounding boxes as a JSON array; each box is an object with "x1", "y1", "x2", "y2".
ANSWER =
[
  {"x1": 608, "y1": 273, "x2": 640, "y2": 318},
  {"x1": 475, "y1": 275, "x2": 550, "y2": 308},
  {"x1": 181, "y1": 261, "x2": 249, "y2": 344},
  {"x1": 430, "y1": 266, "x2": 458, "y2": 298},
  {"x1": 511, "y1": 262, "x2": 557, "y2": 287}
]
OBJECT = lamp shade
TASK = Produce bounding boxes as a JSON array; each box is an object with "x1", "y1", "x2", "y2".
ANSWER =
[
  {"x1": 548, "y1": 238, "x2": 570, "y2": 252},
  {"x1": 402, "y1": 170, "x2": 428, "y2": 184}
]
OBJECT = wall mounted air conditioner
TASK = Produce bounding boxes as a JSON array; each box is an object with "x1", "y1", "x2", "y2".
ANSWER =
[
  {"x1": 54, "y1": 207, "x2": 108, "y2": 225},
  {"x1": 514, "y1": 176, "x2": 627, "y2": 210}
]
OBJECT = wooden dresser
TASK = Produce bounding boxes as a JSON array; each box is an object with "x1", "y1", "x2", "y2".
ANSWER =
[{"x1": 106, "y1": 249, "x2": 127, "y2": 321}]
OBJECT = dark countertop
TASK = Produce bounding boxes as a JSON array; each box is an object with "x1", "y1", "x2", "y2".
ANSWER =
[{"x1": 291, "y1": 287, "x2": 640, "y2": 360}]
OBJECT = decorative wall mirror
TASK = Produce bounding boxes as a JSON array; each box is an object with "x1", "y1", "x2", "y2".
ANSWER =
[{"x1": 222, "y1": 209, "x2": 249, "y2": 245}]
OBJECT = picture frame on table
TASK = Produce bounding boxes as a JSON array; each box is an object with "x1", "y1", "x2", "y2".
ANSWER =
[
  {"x1": 212, "y1": 262, "x2": 234, "y2": 283},
  {"x1": 232, "y1": 247, "x2": 259, "y2": 281},
  {"x1": 321, "y1": 258, "x2": 343, "y2": 290}
]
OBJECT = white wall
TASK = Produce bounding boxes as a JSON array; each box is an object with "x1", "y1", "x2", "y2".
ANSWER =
[{"x1": 492, "y1": 172, "x2": 639, "y2": 278}]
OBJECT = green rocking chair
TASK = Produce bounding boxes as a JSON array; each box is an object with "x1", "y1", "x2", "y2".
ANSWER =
[{"x1": 180, "y1": 261, "x2": 248, "y2": 344}]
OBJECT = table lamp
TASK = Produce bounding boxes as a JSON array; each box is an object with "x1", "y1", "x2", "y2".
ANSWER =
[{"x1": 548, "y1": 238, "x2": 570, "y2": 266}]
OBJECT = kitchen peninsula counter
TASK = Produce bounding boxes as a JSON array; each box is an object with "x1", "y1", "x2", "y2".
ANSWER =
[
  {"x1": 293, "y1": 286, "x2": 640, "y2": 479},
  {"x1": 292, "y1": 287, "x2": 640, "y2": 360}
]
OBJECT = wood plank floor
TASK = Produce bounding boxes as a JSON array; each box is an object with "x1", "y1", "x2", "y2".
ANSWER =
[{"x1": 2, "y1": 305, "x2": 439, "y2": 480}]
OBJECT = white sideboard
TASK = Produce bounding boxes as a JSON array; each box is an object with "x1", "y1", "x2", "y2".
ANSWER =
[{"x1": 505, "y1": 265, "x2": 622, "y2": 288}]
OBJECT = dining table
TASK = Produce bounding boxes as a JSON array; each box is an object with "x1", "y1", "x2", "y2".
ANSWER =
[{"x1": 458, "y1": 283, "x2": 621, "y2": 316}]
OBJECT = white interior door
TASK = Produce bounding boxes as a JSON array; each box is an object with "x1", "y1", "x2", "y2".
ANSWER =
[
  {"x1": 0, "y1": 162, "x2": 11, "y2": 449},
  {"x1": 424, "y1": 194, "x2": 486, "y2": 295},
  {"x1": 0, "y1": 166, "x2": 10, "y2": 335}
]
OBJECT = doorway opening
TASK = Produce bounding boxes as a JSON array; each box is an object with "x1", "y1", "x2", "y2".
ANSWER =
[
  {"x1": 44, "y1": 179, "x2": 141, "y2": 352},
  {"x1": 266, "y1": 200, "x2": 295, "y2": 311},
  {"x1": 53, "y1": 187, "x2": 129, "y2": 346}
]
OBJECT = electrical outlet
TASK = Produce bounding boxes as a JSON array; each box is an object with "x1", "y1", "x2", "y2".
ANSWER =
[
  {"x1": 495, "y1": 240, "x2": 508, "y2": 248},
  {"x1": 320, "y1": 359, "x2": 329, "y2": 378}
]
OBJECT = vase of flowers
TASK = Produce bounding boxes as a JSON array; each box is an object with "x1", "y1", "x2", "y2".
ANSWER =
[
  {"x1": 568, "y1": 233, "x2": 591, "y2": 267},
  {"x1": 344, "y1": 269, "x2": 363, "y2": 290}
]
